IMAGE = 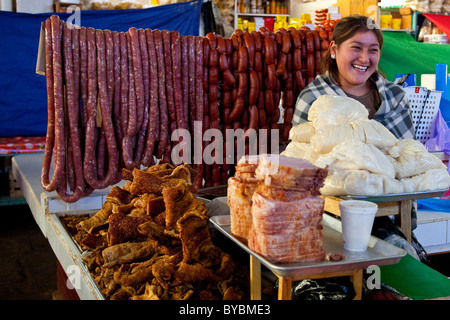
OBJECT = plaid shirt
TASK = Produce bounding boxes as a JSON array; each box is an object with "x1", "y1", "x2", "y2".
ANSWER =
[{"x1": 293, "y1": 72, "x2": 415, "y2": 140}]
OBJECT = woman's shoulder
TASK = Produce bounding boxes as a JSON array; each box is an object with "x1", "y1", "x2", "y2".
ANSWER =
[{"x1": 373, "y1": 72, "x2": 406, "y2": 96}]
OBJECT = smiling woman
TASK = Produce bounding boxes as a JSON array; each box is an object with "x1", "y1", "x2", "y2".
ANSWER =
[{"x1": 293, "y1": 15, "x2": 415, "y2": 142}]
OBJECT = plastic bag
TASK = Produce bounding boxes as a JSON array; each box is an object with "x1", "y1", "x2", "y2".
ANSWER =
[{"x1": 425, "y1": 109, "x2": 450, "y2": 157}]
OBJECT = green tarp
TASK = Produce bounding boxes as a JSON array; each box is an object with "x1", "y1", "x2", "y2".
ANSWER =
[
  {"x1": 380, "y1": 254, "x2": 450, "y2": 300},
  {"x1": 379, "y1": 31, "x2": 450, "y2": 85}
]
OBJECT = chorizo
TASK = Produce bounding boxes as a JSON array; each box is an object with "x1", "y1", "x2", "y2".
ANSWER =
[
  {"x1": 223, "y1": 69, "x2": 236, "y2": 87},
  {"x1": 248, "y1": 70, "x2": 259, "y2": 105},
  {"x1": 162, "y1": 30, "x2": 176, "y2": 123},
  {"x1": 209, "y1": 101, "x2": 220, "y2": 122},
  {"x1": 87, "y1": 29, "x2": 119, "y2": 186},
  {"x1": 252, "y1": 31, "x2": 262, "y2": 51},
  {"x1": 187, "y1": 35, "x2": 196, "y2": 131},
  {"x1": 264, "y1": 36, "x2": 275, "y2": 65},
  {"x1": 238, "y1": 46, "x2": 248, "y2": 73},
  {"x1": 293, "y1": 48, "x2": 302, "y2": 70},
  {"x1": 294, "y1": 69, "x2": 306, "y2": 90},
  {"x1": 209, "y1": 48, "x2": 219, "y2": 67},
  {"x1": 254, "y1": 51, "x2": 262, "y2": 72},
  {"x1": 141, "y1": 28, "x2": 159, "y2": 167},
  {"x1": 119, "y1": 32, "x2": 129, "y2": 136},
  {"x1": 275, "y1": 53, "x2": 287, "y2": 76},
  {"x1": 305, "y1": 32, "x2": 314, "y2": 54},
  {"x1": 237, "y1": 72, "x2": 248, "y2": 98},
  {"x1": 153, "y1": 30, "x2": 169, "y2": 159},
  {"x1": 289, "y1": 28, "x2": 301, "y2": 48},
  {"x1": 315, "y1": 50, "x2": 321, "y2": 71},
  {"x1": 264, "y1": 90, "x2": 275, "y2": 116},
  {"x1": 306, "y1": 53, "x2": 315, "y2": 78},
  {"x1": 209, "y1": 67, "x2": 219, "y2": 84},
  {"x1": 228, "y1": 96, "x2": 245, "y2": 122},
  {"x1": 321, "y1": 39, "x2": 329, "y2": 50},
  {"x1": 243, "y1": 31, "x2": 255, "y2": 69},
  {"x1": 216, "y1": 35, "x2": 226, "y2": 54},
  {"x1": 248, "y1": 104, "x2": 259, "y2": 130},
  {"x1": 128, "y1": 27, "x2": 145, "y2": 134},
  {"x1": 312, "y1": 30, "x2": 321, "y2": 51},
  {"x1": 281, "y1": 33, "x2": 291, "y2": 54},
  {"x1": 205, "y1": 32, "x2": 217, "y2": 49},
  {"x1": 41, "y1": 17, "x2": 60, "y2": 192},
  {"x1": 171, "y1": 30, "x2": 186, "y2": 131},
  {"x1": 219, "y1": 53, "x2": 229, "y2": 71},
  {"x1": 266, "y1": 63, "x2": 276, "y2": 91}
]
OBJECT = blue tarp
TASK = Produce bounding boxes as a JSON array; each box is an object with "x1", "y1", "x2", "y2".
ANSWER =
[{"x1": 0, "y1": 1, "x2": 202, "y2": 137}]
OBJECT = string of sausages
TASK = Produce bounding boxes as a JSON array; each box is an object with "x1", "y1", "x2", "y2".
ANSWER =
[{"x1": 41, "y1": 15, "x2": 335, "y2": 202}]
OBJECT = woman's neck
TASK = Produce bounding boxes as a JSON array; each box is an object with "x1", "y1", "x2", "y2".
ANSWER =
[{"x1": 341, "y1": 81, "x2": 372, "y2": 97}]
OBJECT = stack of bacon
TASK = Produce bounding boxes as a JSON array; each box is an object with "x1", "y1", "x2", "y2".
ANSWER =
[
  {"x1": 41, "y1": 14, "x2": 336, "y2": 203},
  {"x1": 230, "y1": 154, "x2": 328, "y2": 264},
  {"x1": 227, "y1": 155, "x2": 260, "y2": 242}
]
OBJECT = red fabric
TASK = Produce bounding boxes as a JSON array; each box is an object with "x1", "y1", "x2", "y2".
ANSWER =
[
  {"x1": 0, "y1": 136, "x2": 46, "y2": 155},
  {"x1": 423, "y1": 13, "x2": 450, "y2": 38}
]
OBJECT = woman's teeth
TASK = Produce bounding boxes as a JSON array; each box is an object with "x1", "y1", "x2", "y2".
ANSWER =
[{"x1": 353, "y1": 64, "x2": 368, "y2": 71}]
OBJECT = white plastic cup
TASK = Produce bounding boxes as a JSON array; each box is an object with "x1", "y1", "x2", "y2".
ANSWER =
[{"x1": 339, "y1": 200, "x2": 378, "y2": 251}]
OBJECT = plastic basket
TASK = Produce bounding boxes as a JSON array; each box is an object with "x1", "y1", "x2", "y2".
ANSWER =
[{"x1": 404, "y1": 86, "x2": 442, "y2": 143}]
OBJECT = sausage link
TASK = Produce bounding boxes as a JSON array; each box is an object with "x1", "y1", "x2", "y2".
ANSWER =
[
  {"x1": 223, "y1": 69, "x2": 236, "y2": 87},
  {"x1": 170, "y1": 30, "x2": 186, "y2": 132},
  {"x1": 238, "y1": 46, "x2": 248, "y2": 73},
  {"x1": 126, "y1": 32, "x2": 137, "y2": 137},
  {"x1": 248, "y1": 104, "x2": 259, "y2": 130},
  {"x1": 289, "y1": 28, "x2": 301, "y2": 49},
  {"x1": 266, "y1": 63, "x2": 276, "y2": 91},
  {"x1": 281, "y1": 33, "x2": 291, "y2": 54},
  {"x1": 264, "y1": 90, "x2": 275, "y2": 116},
  {"x1": 243, "y1": 31, "x2": 255, "y2": 70},
  {"x1": 128, "y1": 28, "x2": 145, "y2": 134},
  {"x1": 79, "y1": 26, "x2": 88, "y2": 127},
  {"x1": 153, "y1": 30, "x2": 168, "y2": 159},
  {"x1": 138, "y1": 29, "x2": 150, "y2": 134},
  {"x1": 42, "y1": 16, "x2": 66, "y2": 192},
  {"x1": 93, "y1": 29, "x2": 119, "y2": 184},
  {"x1": 228, "y1": 96, "x2": 245, "y2": 122},
  {"x1": 209, "y1": 48, "x2": 219, "y2": 67},
  {"x1": 141, "y1": 28, "x2": 159, "y2": 166},
  {"x1": 248, "y1": 70, "x2": 259, "y2": 105},
  {"x1": 111, "y1": 31, "x2": 123, "y2": 150},
  {"x1": 306, "y1": 53, "x2": 315, "y2": 78},
  {"x1": 312, "y1": 30, "x2": 321, "y2": 51},
  {"x1": 305, "y1": 32, "x2": 314, "y2": 54},
  {"x1": 216, "y1": 35, "x2": 226, "y2": 54},
  {"x1": 41, "y1": 18, "x2": 58, "y2": 192},
  {"x1": 193, "y1": 36, "x2": 204, "y2": 190},
  {"x1": 187, "y1": 35, "x2": 196, "y2": 132},
  {"x1": 205, "y1": 32, "x2": 217, "y2": 49},
  {"x1": 180, "y1": 35, "x2": 189, "y2": 131},
  {"x1": 237, "y1": 72, "x2": 248, "y2": 98},
  {"x1": 264, "y1": 36, "x2": 275, "y2": 65},
  {"x1": 275, "y1": 53, "x2": 287, "y2": 76},
  {"x1": 293, "y1": 48, "x2": 302, "y2": 70},
  {"x1": 162, "y1": 30, "x2": 176, "y2": 123}
]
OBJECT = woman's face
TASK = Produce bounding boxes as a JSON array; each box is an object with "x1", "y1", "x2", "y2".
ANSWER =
[{"x1": 330, "y1": 30, "x2": 381, "y2": 92}]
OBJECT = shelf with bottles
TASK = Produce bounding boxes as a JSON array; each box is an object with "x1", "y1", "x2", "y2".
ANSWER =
[{"x1": 234, "y1": 0, "x2": 291, "y2": 30}]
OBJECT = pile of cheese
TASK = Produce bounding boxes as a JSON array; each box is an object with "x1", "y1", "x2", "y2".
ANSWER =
[{"x1": 282, "y1": 95, "x2": 450, "y2": 196}]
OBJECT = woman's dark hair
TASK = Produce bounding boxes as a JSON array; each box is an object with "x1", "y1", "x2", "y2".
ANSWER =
[{"x1": 320, "y1": 14, "x2": 384, "y2": 83}]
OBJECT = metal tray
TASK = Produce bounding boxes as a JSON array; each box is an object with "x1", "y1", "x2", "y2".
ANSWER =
[
  {"x1": 337, "y1": 189, "x2": 447, "y2": 203},
  {"x1": 210, "y1": 213, "x2": 406, "y2": 278}
]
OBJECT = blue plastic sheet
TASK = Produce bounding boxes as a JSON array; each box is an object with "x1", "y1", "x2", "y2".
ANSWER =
[
  {"x1": 0, "y1": 1, "x2": 202, "y2": 137},
  {"x1": 417, "y1": 198, "x2": 450, "y2": 212}
]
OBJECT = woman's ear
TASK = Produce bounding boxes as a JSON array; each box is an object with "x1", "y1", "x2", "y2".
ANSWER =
[{"x1": 329, "y1": 41, "x2": 337, "y2": 57}]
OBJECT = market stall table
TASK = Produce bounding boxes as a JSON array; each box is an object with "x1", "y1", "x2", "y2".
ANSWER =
[
  {"x1": 11, "y1": 153, "x2": 120, "y2": 299},
  {"x1": 209, "y1": 201, "x2": 406, "y2": 301}
]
